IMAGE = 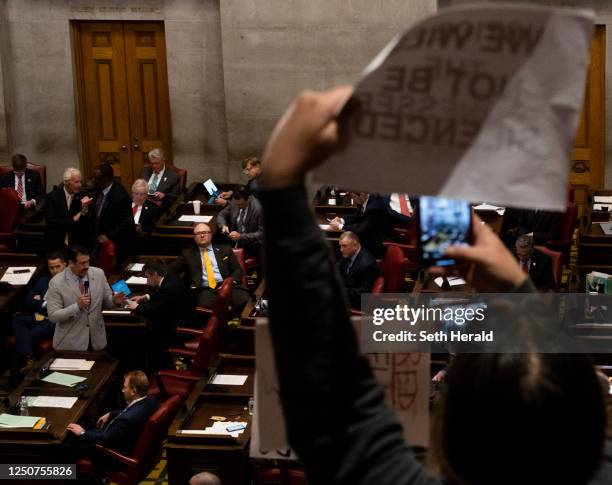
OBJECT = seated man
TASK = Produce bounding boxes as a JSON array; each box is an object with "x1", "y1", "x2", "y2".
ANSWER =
[
  {"x1": 514, "y1": 234, "x2": 555, "y2": 291},
  {"x1": 45, "y1": 167, "x2": 93, "y2": 252},
  {"x1": 169, "y1": 222, "x2": 250, "y2": 312},
  {"x1": 337, "y1": 231, "x2": 379, "y2": 309},
  {"x1": 214, "y1": 156, "x2": 263, "y2": 206},
  {"x1": 126, "y1": 262, "x2": 193, "y2": 370},
  {"x1": 502, "y1": 207, "x2": 563, "y2": 246},
  {"x1": 131, "y1": 178, "x2": 161, "y2": 233},
  {"x1": 11, "y1": 252, "x2": 67, "y2": 378},
  {"x1": 0, "y1": 153, "x2": 43, "y2": 209},
  {"x1": 66, "y1": 371, "x2": 159, "y2": 455},
  {"x1": 329, "y1": 191, "x2": 396, "y2": 258},
  {"x1": 139, "y1": 148, "x2": 180, "y2": 206},
  {"x1": 217, "y1": 185, "x2": 263, "y2": 257}
]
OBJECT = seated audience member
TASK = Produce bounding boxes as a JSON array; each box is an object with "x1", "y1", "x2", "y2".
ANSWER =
[
  {"x1": 337, "y1": 231, "x2": 379, "y2": 309},
  {"x1": 217, "y1": 185, "x2": 263, "y2": 257},
  {"x1": 502, "y1": 207, "x2": 563, "y2": 246},
  {"x1": 189, "y1": 472, "x2": 222, "y2": 485},
  {"x1": 126, "y1": 262, "x2": 193, "y2": 370},
  {"x1": 45, "y1": 167, "x2": 93, "y2": 251},
  {"x1": 514, "y1": 234, "x2": 555, "y2": 291},
  {"x1": 66, "y1": 371, "x2": 159, "y2": 455},
  {"x1": 46, "y1": 245, "x2": 123, "y2": 351},
  {"x1": 11, "y1": 252, "x2": 67, "y2": 378},
  {"x1": 131, "y1": 178, "x2": 161, "y2": 233},
  {"x1": 140, "y1": 148, "x2": 180, "y2": 206},
  {"x1": 258, "y1": 87, "x2": 605, "y2": 485},
  {"x1": 91, "y1": 163, "x2": 136, "y2": 262},
  {"x1": 0, "y1": 153, "x2": 43, "y2": 208},
  {"x1": 329, "y1": 191, "x2": 395, "y2": 257},
  {"x1": 169, "y1": 222, "x2": 250, "y2": 312}
]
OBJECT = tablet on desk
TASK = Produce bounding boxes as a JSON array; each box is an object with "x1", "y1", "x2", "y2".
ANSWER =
[
  {"x1": 203, "y1": 178, "x2": 220, "y2": 197},
  {"x1": 111, "y1": 279, "x2": 132, "y2": 297}
]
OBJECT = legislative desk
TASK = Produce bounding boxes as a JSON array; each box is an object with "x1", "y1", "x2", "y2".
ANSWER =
[
  {"x1": 0, "y1": 351, "x2": 118, "y2": 469},
  {"x1": 165, "y1": 356, "x2": 254, "y2": 485},
  {"x1": 0, "y1": 253, "x2": 45, "y2": 315}
]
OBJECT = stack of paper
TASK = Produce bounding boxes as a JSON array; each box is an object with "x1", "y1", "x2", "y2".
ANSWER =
[
  {"x1": 473, "y1": 203, "x2": 506, "y2": 216},
  {"x1": 181, "y1": 421, "x2": 247, "y2": 438},
  {"x1": 50, "y1": 359, "x2": 94, "y2": 371},
  {"x1": 178, "y1": 215, "x2": 212, "y2": 223},
  {"x1": 0, "y1": 414, "x2": 45, "y2": 429},
  {"x1": 0, "y1": 267, "x2": 36, "y2": 285},
  {"x1": 128, "y1": 263, "x2": 144, "y2": 272},
  {"x1": 25, "y1": 396, "x2": 78, "y2": 409},
  {"x1": 126, "y1": 276, "x2": 148, "y2": 285},
  {"x1": 211, "y1": 374, "x2": 248, "y2": 386},
  {"x1": 594, "y1": 196, "x2": 612, "y2": 204},
  {"x1": 434, "y1": 277, "x2": 467, "y2": 288},
  {"x1": 41, "y1": 372, "x2": 87, "y2": 387}
]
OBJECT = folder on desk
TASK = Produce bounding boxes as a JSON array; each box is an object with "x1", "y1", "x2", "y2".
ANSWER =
[
  {"x1": 0, "y1": 414, "x2": 46, "y2": 429},
  {"x1": 42, "y1": 372, "x2": 87, "y2": 387}
]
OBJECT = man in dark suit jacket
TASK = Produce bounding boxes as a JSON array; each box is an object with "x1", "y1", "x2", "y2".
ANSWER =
[
  {"x1": 139, "y1": 148, "x2": 180, "y2": 206},
  {"x1": 515, "y1": 235, "x2": 555, "y2": 291},
  {"x1": 337, "y1": 231, "x2": 379, "y2": 309},
  {"x1": 503, "y1": 208, "x2": 563, "y2": 247},
  {"x1": 91, "y1": 164, "x2": 136, "y2": 262},
  {"x1": 330, "y1": 192, "x2": 396, "y2": 258},
  {"x1": 217, "y1": 185, "x2": 263, "y2": 257},
  {"x1": 0, "y1": 153, "x2": 43, "y2": 208},
  {"x1": 131, "y1": 178, "x2": 161, "y2": 233},
  {"x1": 169, "y1": 222, "x2": 250, "y2": 312},
  {"x1": 127, "y1": 263, "x2": 193, "y2": 370},
  {"x1": 67, "y1": 371, "x2": 159, "y2": 455},
  {"x1": 45, "y1": 167, "x2": 94, "y2": 252}
]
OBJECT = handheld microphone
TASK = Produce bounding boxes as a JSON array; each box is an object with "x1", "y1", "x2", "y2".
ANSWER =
[{"x1": 83, "y1": 280, "x2": 90, "y2": 294}]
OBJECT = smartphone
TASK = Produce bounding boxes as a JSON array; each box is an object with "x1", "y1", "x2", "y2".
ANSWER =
[{"x1": 418, "y1": 195, "x2": 472, "y2": 267}]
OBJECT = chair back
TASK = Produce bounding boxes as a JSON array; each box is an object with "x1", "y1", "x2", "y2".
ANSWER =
[
  {"x1": 232, "y1": 248, "x2": 249, "y2": 286},
  {"x1": 191, "y1": 322, "x2": 217, "y2": 376},
  {"x1": 371, "y1": 276, "x2": 385, "y2": 294},
  {"x1": 127, "y1": 395, "x2": 182, "y2": 483},
  {"x1": 95, "y1": 239, "x2": 117, "y2": 279},
  {"x1": 534, "y1": 245, "x2": 563, "y2": 291},
  {"x1": 166, "y1": 165, "x2": 187, "y2": 194},
  {"x1": 379, "y1": 244, "x2": 406, "y2": 293},
  {"x1": 0, "y1": 188, "x2": 21, "y2": 232},
  {"x1": 0, "y1": 162, "x2": 47, "y2": 190}
]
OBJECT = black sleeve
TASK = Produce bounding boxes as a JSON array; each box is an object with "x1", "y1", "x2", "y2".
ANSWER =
[
  {"x1": 226, "y1": 248, "x2": 244, "y2": 283},
  {"x1": 106, "y1": 192, "x2": 135, "y2": 242},
  {"x1": 29, "y1": 171, "x2": 44, "y2": 202},
  {"x1": 45, "y1": 192, "x2": 76, "y2": 229},
  {"x1": 260, "y1": 183, "x2": 439, "y2": 485}
]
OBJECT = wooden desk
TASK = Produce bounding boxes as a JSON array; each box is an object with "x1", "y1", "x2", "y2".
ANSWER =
[
  {"x1": 0, "y1": 253, "x2": 45, "y2": 315},
  {"x1": 205, "y1": 356, "x2": 255, "y2": 397},
  {"x1": 165, "y1": 389, "x2": 251, "y2": 485},
  {"x1": 0, "y1": 351, "x2": 118, "y2": 467}
]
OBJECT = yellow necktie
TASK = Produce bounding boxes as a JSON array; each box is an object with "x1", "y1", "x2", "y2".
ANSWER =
[{"x1": 202, "y1": 249, "x2": 217, "y2": 289}]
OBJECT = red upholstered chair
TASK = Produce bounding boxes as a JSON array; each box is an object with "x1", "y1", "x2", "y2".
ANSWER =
[
  {"x1": 95, "y1": 239, "x2": 116, "y2": 279},
  {"x1": 77, "y1": 395, "x2": 181, "y2": 485},
  {"x1": 378, "y1": 244, "x2": 408, "y2": 293},
  {"x1": 534, "y1": 245, "x2": 563, "y2": 292},
  {"x1": 0, "y1": 188, "x2": 21, "y2": 251},
  {"x1": 371, "y1": 276, "x2": 385, "y2": 294},
  {"x1": 287, "y1": 469, "x2": 308, "y2": 485},
  {"x1": 232, "y1": 248, "x2": 249, "y2": 286},
  {"x1": 0, "y1": 162, "x2": 47, "y2": 191}
]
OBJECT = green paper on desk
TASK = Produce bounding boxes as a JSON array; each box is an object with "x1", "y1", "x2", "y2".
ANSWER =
[
  {"x1": 42, "y1": 372, "x2": 86, "y2": 387},
  {"x1": 0, "y1": 414, "x2": 42, "y2": 428}
]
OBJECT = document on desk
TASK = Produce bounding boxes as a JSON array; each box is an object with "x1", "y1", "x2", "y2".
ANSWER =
[
  {"x1": 27, "y1": 396, "x2": 78, "y2": 409},
  {"x1": 128, "y1": 263, "x2": 145, "y2": 272},
  {"x1": 42, "y1": 372, "x2": 86, "y2": 387},
  {"x1": 126, "y1": 276, "x2": 148, "y2": 285},
  {"x1": 50, "y1": 359, "x2": 94, "y2": 371},
  {"x1": 318, "y1": 224, "x2": 332, "y2": 231},
  {"x1": 0, "y1": 267, "x2": 36, "y2": 285},
  {"x1": 181, "y1": 421, "x2": 247, "y2": 438},
  {"x1": 598, "y1": 222, "x2": 612, "y2": 235},
  {"x1": 473, "y1": 203, "x2": 506, "y2": 216},
  {"x1": 594, "y1": 196, "x2": 612, "y2": 204},
  {"x1": 0, "y1": 414, "x2": 44, "y2": 428},
  {"x1": 314, "y1": 5, "x2": 594, "y2": 212},
  {"x1": 178, "y1": 215, "x2": 213, "y2": 223},
  {"x1": 212, "y1": 374, "x2": 248, "y2": 386}
]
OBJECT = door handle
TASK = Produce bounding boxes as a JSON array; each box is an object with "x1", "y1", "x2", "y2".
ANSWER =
[
  {"x1": 121, "y1": 145, "x2": 127, "y2": 150},
  {"x1": 133, "y1": 144, "x2": 140, "y2": 150}
]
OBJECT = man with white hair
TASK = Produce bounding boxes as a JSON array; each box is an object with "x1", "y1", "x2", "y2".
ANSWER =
[
  {"x1": 45, "y1": 167, "x2": 93, "y2": 251},
  {"x1": 131, "y1": 178, "x2": 161, "y2": 233},
  {"x1": 139, "y1": 148, "x2": 180, "y2": 206}
]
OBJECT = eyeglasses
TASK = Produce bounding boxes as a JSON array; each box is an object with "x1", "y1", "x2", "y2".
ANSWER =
[{"x1": 193, "y1": 231, "x2": 211, "y2": 236}]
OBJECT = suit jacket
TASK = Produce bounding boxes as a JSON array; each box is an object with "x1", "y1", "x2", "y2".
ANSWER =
[
  {"x1": 22, "y1": 275, "x2": 50, "y2": 315},
  {"x1": 82, "y1": 396, "x2": 160, "y2": 455},
  {"x1": 135, "y1": 199, "x2": 161, "y2": 233},
  {"x1": 0, "y1": 168, "x2": 43, "y2": 203},
  {"x1": 169, "y1": 244, "x2": 244, "y2": 290},
  {"x1": 344, "y1": 195, "x2": 396, "y2": 258},
  {"x1": 92, "y1": 183, "x2": 136, "y2": 255},
  {"x1": 216, "y1": 198, "x2": 263, "y2": 249},
  {"x1": 526, "y1": 249, "x2": 555, "y2": 291},
  {"x1": 516, "y1": 209, "x2": 563, "y2": 245},
  {"x1": 338, "y1": 248, "x2": 379, "y2": 309},
  {"x1": 139, "y1": 165, "x2": 180, "y2": 203},
  {"x1": 134, "y1": 273, "x2": 193, "y2": 333},
  {"x1": 45, "y1": 186, "x2": 90, "y2": 251},
  {"x1": 46, "y1": 266, "x2": 115, "y2": 350}
]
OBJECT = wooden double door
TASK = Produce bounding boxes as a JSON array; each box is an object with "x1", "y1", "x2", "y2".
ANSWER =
[{"x1": 74, "y1": 21, "x2": 173, "y2": 188}]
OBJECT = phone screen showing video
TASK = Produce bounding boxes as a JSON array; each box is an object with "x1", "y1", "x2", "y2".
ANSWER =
[{"x1": 419, "y1": 196, "x2": 471, "y2": 266}]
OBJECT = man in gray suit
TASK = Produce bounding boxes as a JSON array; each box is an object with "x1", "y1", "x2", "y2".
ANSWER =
[
  {"x1": 216, "y1": 185, "x2": 263, "y2": 257},
  {"x1": 139, "y1": 148, "x2": 180, "y2": 206},
  {"x1": 46, "y1": 245, "x2": 124, "y2": 351}
]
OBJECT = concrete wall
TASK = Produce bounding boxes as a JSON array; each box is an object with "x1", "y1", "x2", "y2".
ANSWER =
[
  {"x1": 0, "y1": 0, "x2": 228, "y2": 187},
  {"x1": 441, "y1": 0, "x2": 611, "y2": 188},
  {"x1": 219, "y1": 0, "x2": 437, "y2": 180}
]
